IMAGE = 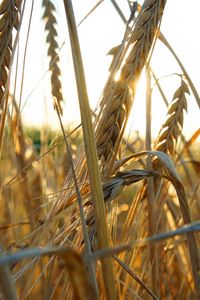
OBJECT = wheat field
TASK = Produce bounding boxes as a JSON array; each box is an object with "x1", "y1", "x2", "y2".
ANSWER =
[{"x1": 0, "y1": 1, "x2": 200, "y2": 299}]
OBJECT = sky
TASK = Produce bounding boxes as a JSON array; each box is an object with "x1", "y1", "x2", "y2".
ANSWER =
[{"x1": 11, "y1": 0, "x2": 200, "y2": 139}]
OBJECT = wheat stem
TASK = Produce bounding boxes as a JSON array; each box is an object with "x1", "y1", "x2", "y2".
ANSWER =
[
  {"x1": 63, "y1": 1, "x2": 117, "y2": 298},
  {"x1": 145, "y1": 67, "x2": 158, "y2": 295}
]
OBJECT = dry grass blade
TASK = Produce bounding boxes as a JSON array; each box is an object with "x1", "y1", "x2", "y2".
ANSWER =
[
  {"x1": 42, "y1": 0, "x2": 64, "y2": 114},
  {"x1": 96, "y1": 0, "x2": 167, "y2": 172},
  {"x1": 0, "y1": 247, "x2": 96, "y2": 300}
]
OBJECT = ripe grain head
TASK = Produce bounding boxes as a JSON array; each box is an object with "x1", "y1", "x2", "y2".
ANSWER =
[
  {"x1": 42, "y1": 0, "x2": 64, "y2": 115},
  {"x1": 96, "y1": 0, "x2": 167, "y2": 173}
]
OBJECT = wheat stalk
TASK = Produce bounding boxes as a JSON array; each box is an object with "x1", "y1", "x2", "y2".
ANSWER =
[
  {"x1": 42, "y1": 0, "x2": 63, "y2": 115},
  {"x1": 96, "y1": 0, "x2": 167, "y2": 172},
  {"x1": 63, "y1": 1, "x2": 117, "y2": 298}
]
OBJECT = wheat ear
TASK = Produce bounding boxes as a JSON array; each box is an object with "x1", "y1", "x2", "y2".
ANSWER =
[
  {"x1": 0, "y1": 1, "x2": 22, "y2": 152},
  {"x1": 0, "y1": 0, "x2": 21, "y2": 105},
  {"x1": 96, "y1": 0, "x2": 167, "y2": 170},
  {"x1": 42, "y1": 0, "x2": 63, "y2": 115},
  {"x1": 137, "y1": 78, "x2": 190, "y2": 203},
  {"x1": 156, "y1": 78, "x2": 189, "y2": 154}
]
